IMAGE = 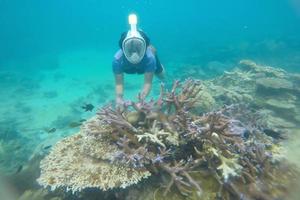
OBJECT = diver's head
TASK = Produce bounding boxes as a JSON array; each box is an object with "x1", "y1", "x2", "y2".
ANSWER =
[
  {"x1": 122, "y1": 14, "x2": 146, "y2": 64},
  {"x1": 123, "y1": 36, "x2": 146, "y2": 64}
]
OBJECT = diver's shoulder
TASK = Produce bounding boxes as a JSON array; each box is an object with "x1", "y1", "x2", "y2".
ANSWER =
[
  {"x1": 114, "y1": 49, "x2": 123, "y2": 60},
  {"x1": 145, "y1": 47, "x2": 155, "y2": 59}
]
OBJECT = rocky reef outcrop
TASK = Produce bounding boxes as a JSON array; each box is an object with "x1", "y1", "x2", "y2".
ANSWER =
[{"x1": 196, "y1": 60, "x2": 300, "y2": 136}]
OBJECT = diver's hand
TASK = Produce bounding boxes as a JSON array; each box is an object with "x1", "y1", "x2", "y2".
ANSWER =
[
  {"x1": 116, "y1": 96, "x2": 124, "y2": 105},
  {"x1": 116, "y1": 96, "x2": 125, "y2": 109},
  {"x1": 116, "y1": 97, "x2": 132, "y2": 111},
  {"x1": 135, "y1": 102, "x2": 143, "y2": 110}
]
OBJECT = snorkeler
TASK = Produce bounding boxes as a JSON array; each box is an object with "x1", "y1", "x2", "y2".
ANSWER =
[{"x1": 112, "y1": 14, "x2": 164, "y2": 106}]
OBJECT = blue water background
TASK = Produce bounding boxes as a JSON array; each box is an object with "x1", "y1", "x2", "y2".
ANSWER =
[{"x1": 1, "y1": 0, "x2": 300, "y2": 72}]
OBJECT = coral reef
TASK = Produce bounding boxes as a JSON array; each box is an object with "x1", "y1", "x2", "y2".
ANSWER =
[
  {"x1": 37, "y1": 133, "x2": 151, "y2": 192},
  {"x1": 38, "y1": 78, "x2": 298, "y2": 199},
  {"x1": 197, "y1": 60, "x2": 300, "y2": 135},
  {"x1": 256, "y1": 77, "x2": 294, "y2": 92}
]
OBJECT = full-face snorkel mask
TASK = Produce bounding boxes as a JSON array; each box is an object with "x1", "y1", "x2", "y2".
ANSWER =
[{"x1": 122, "y1": 14, "x2": 146, "y2": 64}]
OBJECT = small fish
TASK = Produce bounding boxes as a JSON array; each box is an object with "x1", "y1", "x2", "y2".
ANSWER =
[
  {"x1": 81, "y1": 103, "x2": 94, "y2": 112},
  {"x1": 15, "y1": 165, "x2": 23, "y2": 174},
  {"x1": 0, "y1": 160, "x2": 4, "y2": 164},
  {"x1": 69, "y1": 122, "x2": 82, "y2": 128},
  {"x1": 43, "y1": 145, "x2": 52, "y2": 150},
  {"x1": 79, "y1": 119, "x2": 86, "y2": 122},
  {"x1": 47, "y1": 128, "x2": 56, "y2": 133}
]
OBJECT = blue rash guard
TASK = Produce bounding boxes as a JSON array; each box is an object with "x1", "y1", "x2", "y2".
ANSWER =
[{"x1": 112, "y1": 47, "x2": 158, "y2": 75}]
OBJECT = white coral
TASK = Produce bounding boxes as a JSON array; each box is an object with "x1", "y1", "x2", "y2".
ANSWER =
[
  {"x1": 217, "y1": 154, "x2": 242, "y2": 182},
  {"x1": 136, "y1": 120, "x2": 170, "y2": 148},
  {"x1": 37, "y1": 132, "x2": 151, "y2": 193}
]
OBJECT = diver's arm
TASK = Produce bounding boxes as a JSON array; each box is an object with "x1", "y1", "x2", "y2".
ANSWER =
[
  {"x1": 148, "y1": 45, "x2": 157, "y2": 55},
  {"x1": 115, "y1": 73, "x2": 124, "y2": 104},
  {"x1": 141, "y1": 72, "x2": 153, "y2": 100}
]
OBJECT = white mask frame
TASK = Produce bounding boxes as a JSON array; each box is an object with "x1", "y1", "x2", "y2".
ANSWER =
[{"x1": 122, "y1": 33, "x2": 146, "y2": 64}]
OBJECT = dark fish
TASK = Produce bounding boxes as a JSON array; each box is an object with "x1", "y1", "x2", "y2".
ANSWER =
[
  {"x1": 79, "y1": 119, "x2": 86, "y2": 122},
  {"x1": 16, "y1": 165, "x2": 23, "y2": 174},
  {"x1": 0, "y1": 160, "x2": 4, "y2": 163},
  {"x1": 43, "y1": 145, "x2": 52, "y2": 150},
  {"x1": 69, "y1": 122, "x2": 82, "y2": 128},
  {"x1": 263, "y1": 129, "x2": 285, "y2": 139},
  {"x1": 81, "y1": 103, "x2": 94, "y2": 112},
  {"x1": 243, "y1": 130, "x2": 250, "y2": 139},
  {"x1": 47, "y1": 128, "x2": 56, "y2": 133}
]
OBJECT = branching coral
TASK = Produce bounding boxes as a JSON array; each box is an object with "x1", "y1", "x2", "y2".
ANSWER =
[
  {"x1": 217, "y1": 154, "x2": 242, "y2": 182},
  {"x1": 137, "y1": 120, "x2": 169, "y2": 148},
  {"x1": 38, "y1": 78, "x2": 298, "y2": 199},
  {"x1": 159, "y1": 159, "x2": 202, "y2": 197}
]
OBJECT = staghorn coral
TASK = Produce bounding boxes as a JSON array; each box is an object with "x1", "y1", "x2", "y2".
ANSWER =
[
  {"x1": 136, "y1": 120, "x2": 178, "y2": 148},
  {"x1": 159, "y1": 159, "x2": 203, "y2": 197},
  {"x1": 38, "y1": 78, "x2": 298, "y2": 199},
  {"x1": 216, "y1": 154, "x2": 242, "y2": 182}
]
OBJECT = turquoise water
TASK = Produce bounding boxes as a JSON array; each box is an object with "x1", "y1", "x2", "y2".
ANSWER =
[
  {"x1": 0, "y1": 0, "x2": 300, "y2": 199},
  {"x1": 1, "y1": 0, "x2": 300, "y2": 71}
]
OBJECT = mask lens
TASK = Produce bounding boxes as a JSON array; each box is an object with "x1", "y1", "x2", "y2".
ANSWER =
[{"x1": 123, "y1": 38, "x2": 146, "y2": 64}]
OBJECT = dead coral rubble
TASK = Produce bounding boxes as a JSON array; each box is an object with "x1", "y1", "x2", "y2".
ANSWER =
[{"x1": 38, "y1": 78, "x2": 297, "y2": 199}]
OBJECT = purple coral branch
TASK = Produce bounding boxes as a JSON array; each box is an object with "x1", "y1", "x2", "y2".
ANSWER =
[{"x1": 160, "y1": 159, "x2": 202, "y2": 196}]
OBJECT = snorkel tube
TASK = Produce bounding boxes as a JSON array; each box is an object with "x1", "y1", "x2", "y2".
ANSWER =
[
  {"x1": 122, "y1": 13, "x2": 147, "y2": 64},
  {"x1": 128, "y1": 14, "x2": 138, "y2": 36}
]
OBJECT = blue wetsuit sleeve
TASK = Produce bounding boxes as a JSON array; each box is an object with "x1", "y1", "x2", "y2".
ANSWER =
[
  {"x1": 144, "y1": 49, "x2": 156, "y2": 73},
  {"x1": 112, "y1": 50, "x2": 123, "y2": 74}
]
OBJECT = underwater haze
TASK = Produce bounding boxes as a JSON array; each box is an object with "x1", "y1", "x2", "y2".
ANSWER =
[
  {"x1": 0, "y1": 0, "x2": 300, "y2": 200},
  {"x1": 1, "y1": 0, "x2": 300, "y2": 70}
]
